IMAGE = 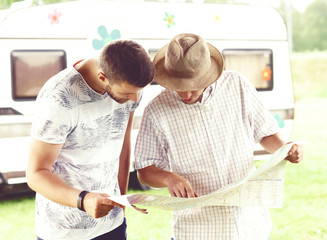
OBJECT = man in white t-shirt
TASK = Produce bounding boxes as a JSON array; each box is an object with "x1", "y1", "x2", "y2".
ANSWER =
[
  {"x1": 27, "y1": 40, "x2": 154, "y2": 240},
  {"x1": 134, "y1": 33, "x2": 303, "y2": 240}
]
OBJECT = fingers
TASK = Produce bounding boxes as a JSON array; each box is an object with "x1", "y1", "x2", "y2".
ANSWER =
[
  {"x1": 286, "y1": 143, "x2": 303, "y2": 163},
  {"x1": 167, "y1": 173, "x2": 197, "y2": 198},
  {"x1": 91, "y1": 205, "x2": 114, "y2": 218},
  {"x1": 169, "y1": 185, "x2": 196, "y2": 198},
  {"x1": 83, "y1": 192, "x2": 124, "y2": 218},
  {"x1": 169, "y1": 186, "x2": 189, "y2": 198},
  {"x1": 132, "y1": 205, "x2": 148, "y2": 214},
  {"x1": 99, "y1": 197, "x2": 124, "y2": 209}
]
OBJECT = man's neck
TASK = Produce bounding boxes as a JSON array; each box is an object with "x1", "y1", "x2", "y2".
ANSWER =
[{"x1": 74, "y1": 58, "x2": 104, "y2": 94}]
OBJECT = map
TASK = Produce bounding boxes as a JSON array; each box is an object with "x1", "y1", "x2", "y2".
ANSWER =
[{"x1": 109, "y1": 143, "x2": 294, "y2": 213}]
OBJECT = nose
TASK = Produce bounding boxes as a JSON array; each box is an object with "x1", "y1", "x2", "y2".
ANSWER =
[
  {"x1": 178, "y1": 91, "x2": 192, "y2": 100},
  {"x1": 128, "y1": 93, "x2": 138, "y2": 103}
]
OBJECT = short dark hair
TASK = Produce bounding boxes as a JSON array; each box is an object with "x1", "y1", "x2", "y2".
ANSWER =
[{"x1": 98, "y1": 40, "x2": 154, "y2": 87}]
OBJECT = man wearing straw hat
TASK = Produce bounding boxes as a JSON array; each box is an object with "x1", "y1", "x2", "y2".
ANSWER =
[{"x1": 134, "y1": 33, "x2": 303, "y2": 240}]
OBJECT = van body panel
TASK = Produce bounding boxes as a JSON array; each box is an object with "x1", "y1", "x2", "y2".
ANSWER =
[
  {"x1": 1, "y1": 2, "x2": 287, "y2": 40},
  {"x1": 0, "y1": 1, "x2": 294, "y2": 194}
]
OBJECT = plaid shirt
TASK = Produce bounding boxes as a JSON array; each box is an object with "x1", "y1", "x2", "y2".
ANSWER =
[{"x1": 135, "y1": 71, "x2": 279, "y2": 240}]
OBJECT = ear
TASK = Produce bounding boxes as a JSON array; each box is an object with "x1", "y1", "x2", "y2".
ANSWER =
[{"x1": 97, "y1": 72, "x2": 107, "y2": 82}]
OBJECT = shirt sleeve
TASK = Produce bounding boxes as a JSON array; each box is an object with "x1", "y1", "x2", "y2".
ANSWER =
[
  {"x1": 243, "y1": 75, "x2": 280, "y2": 143},
  {"x1": 134, "y1": 106, "x2": 170, "y2": 171},
  {"x1": 31, "y1": 97, "x2": 73, "y2": 144}
]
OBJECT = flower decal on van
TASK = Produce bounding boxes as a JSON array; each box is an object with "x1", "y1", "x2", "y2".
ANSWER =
[
  {"x1": 274, "y1": 114, "x2": 285, "y2": 128},
  {"x1": 92, "y1": 25, "x2": 121, "y2": 50},
  {"x1": 163, "y1": 12, "x2": 175, "y2": 28},
  {"x1": 262, "y1": 66, "x2": 272, "y2": 81},
  {"x1": 48, "y1": 9, "x2": 62, "y2": 24}
]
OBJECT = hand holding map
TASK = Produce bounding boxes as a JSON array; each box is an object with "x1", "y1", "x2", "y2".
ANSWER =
[{"x1": 109, "y1": 143, "x2": 295, "y2": 213}]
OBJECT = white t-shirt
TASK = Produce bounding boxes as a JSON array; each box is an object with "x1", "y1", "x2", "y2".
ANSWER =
[
  {"x1": 31, "y1": 67, "x2": 141, "y2": 240},
  {"x1": 135, "y1": 71, "x2": 279, "y2": 240}
]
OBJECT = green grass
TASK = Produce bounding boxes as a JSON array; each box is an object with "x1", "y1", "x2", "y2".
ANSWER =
[
  {"x1": 269, "y1": 98, "x2": 327, "y2": 240},
  {"x1": 291, "y1": 51, "x2": 327, "y2": 100},
  {"x1": 0, "y1": 189, "x2": 172, "y2": 240},
  {"x1": 1, "y1": 52, "x2": 327, "y2": 239},
  {"x1": 0, "y1": 195, "x2": 35, "y2": 240},
  {"x1": 126, "y1": 189, "x2": 171, "y2": 240}
]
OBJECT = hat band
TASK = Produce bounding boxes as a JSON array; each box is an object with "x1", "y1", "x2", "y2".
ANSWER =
[{"x1": 165, "y1": 62, "x2": 211, "y2": 79}]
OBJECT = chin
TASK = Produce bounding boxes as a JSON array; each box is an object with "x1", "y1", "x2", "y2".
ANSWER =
[
  {"x1": 109, "y1": 93, "x2": 129, "y2": 104},
  {"x1": 115, "y1": 98, "x2": 129, "y2": 104}
]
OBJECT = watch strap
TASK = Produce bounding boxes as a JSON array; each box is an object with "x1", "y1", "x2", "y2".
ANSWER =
[{"x1": 77, "y1": 190, "x2": 89, "y2": 212}]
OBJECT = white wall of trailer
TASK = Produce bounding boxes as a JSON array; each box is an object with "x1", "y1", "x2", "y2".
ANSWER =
[{"x1": 0, "y1": 0, "x2": 294, "y2": 188}]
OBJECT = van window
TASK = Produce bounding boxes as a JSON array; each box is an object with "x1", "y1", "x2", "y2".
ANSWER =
[
  {"x1": 222, "y1": 49, "x2": 273, "y2": 91},
  {"x1": 148, "y1": 48, "x2": 158, "y2": 61},
  {"x1": 148, "y1": 48, "x2": 159, "y2": 85},
  {"x1": 11, "y1": 50, "x2": 67, "y2": 100}
]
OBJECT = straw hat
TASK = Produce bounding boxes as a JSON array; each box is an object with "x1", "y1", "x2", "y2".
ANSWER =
[{"x1": 153, "y1": 33, "x2": 224, "y2": 91}]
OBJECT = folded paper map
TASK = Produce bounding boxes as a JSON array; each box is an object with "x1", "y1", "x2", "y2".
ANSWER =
[{"x1": 109, "y1": 143, "x2": 294, "y2": 213}]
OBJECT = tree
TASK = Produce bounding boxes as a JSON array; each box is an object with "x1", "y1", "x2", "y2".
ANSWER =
[
  {"x1": 0, "y1": 0, "x2": 17, "y2": 9},
  {"x1": 305, "y1": 0, "x2": 327, "y2": 50},
  {"x1": 0, "y1": 0, "x2": 73, "y2": 9},
  {"x1": 292, "y1": 0, "x2": 327, "y2": 51},
  {"x1": 292, "y1": 7, "x2": 307, "y2": 51}
]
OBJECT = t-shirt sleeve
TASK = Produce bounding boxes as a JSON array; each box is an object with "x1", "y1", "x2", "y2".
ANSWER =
[
  {"x1": 134, "y1": 106, "x2": 169, "y2": 171},
  {"x1": 243, "y1": 76, "x2": 280, "y2": 143},
  {"x1": 31, "y1": 97, "x2": 73, "y2": 144}
]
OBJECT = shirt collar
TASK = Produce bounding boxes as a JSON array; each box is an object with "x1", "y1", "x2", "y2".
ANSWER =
[{"x1": 200, "y1": 81, "x2": 217, "y2": 104}]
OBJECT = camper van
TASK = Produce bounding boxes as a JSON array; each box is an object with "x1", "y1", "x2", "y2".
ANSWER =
[{"x1": 0, "y1": 0, "x2": 294, "y2": 196}]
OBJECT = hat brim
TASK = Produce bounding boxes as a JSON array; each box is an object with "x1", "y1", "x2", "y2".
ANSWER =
[{"x1": 153, "y1": 42, "x2": 224, "y2": 91}]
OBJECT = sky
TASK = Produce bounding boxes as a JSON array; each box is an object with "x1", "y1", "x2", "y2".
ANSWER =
[
  {"x1": 234, "y1": 0, "x2": 315, "y2": 12},
  {"x1": 1, "y1": 0, "x2": 318, "y2": 13},
  {"x1": 290, "y1": 0, "x2": 315, "y2": 12}
]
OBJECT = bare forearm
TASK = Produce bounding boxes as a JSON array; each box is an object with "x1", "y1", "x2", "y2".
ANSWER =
[
  {"x1": 26, "y1": 139, "x2": 123, "y2": 218},
  {"x1": 118, "y1": 111, "x2": 133, "y2": 195},
  {"x1": 118, "y1": 137, "x2": 130, "y2": 195},
  {"x1": 138, "y1": 165, "x2": 197, "y2": 198},
  {"x1": 260, "y1": 132, "x2": 287, "y2": 154},
  {"x1": 27, "y1": 139, "x2": 80, "y2": 208},
  {"x1": 118, "y1": 158, "x2": 130, "y2": 195},
  {"x1": 118, "y1": 134, "x2": 131, "y2": 195},
  {"x1": 27, "y1": 169, "x2": 80, "y2": 208},
  {"x1": 138, "y1": 165, "x2": 171, "y2": 188}
]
